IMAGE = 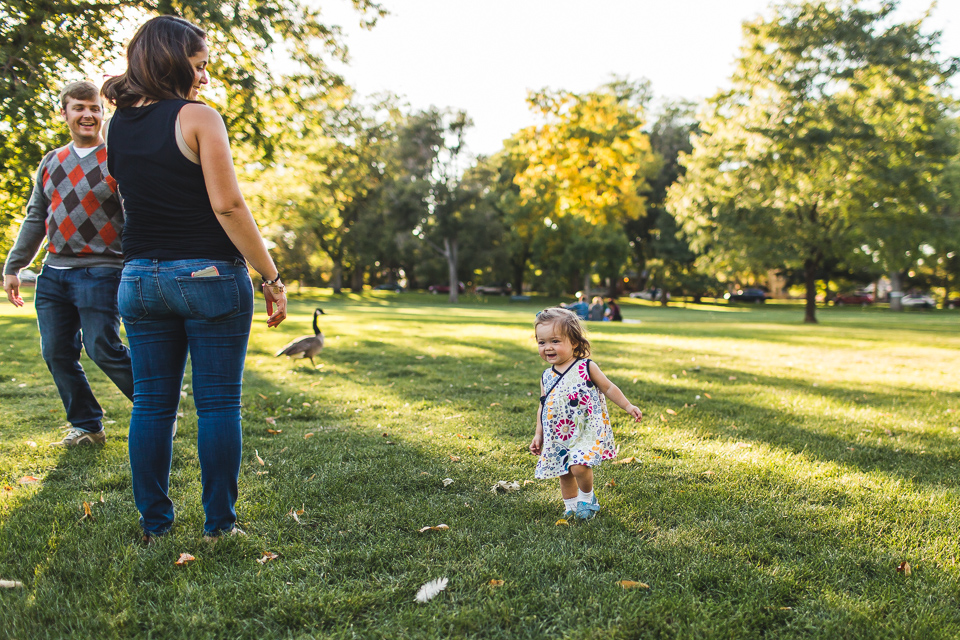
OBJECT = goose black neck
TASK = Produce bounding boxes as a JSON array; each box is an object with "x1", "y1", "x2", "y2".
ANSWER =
[{"x1": 312, "y1": 310, "x2": 320, "y2": 336}]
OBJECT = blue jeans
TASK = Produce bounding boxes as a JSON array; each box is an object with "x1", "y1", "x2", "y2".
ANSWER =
[
  {"x1": 119, "y1": 258, "x2": 253, "y2": 536},
  {"x1": 35, "y1": 266, "x2": 134, "y2": 432}
]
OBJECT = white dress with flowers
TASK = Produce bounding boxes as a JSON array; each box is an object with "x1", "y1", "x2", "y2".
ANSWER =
[{"x1": 535, "y1": 358, "x2": 617, "y2": 479}]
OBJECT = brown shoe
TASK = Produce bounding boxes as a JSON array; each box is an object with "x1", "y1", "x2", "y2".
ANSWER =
[{"x1": 51, "y1": 428, "x2": 106, "y2": 446}]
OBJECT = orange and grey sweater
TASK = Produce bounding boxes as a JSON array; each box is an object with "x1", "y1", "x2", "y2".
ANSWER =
[{"x1": 3, "y1": 143, "x2": 124, "y2": 276}]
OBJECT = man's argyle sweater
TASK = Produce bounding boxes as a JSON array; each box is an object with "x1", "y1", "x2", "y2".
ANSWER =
[{"x1": 3, "y1": 143, "x2": 124, "y2": 276}]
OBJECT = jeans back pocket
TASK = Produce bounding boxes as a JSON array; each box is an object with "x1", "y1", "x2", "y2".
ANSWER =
[
  {"x1": 119, "y1": 277, "x2": 149, "y2": 324},
  {"x1": 175, "y1": 275, "x2": 240, "y2": 321}
]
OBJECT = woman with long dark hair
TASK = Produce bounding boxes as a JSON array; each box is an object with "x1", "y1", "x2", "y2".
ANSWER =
[{"x1": 102, "y1": 15, "x2": 287, "y2": 541}]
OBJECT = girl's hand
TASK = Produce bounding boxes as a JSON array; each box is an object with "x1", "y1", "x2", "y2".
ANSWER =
[
  {"x1": 529, "y1": 431, "x2": 543, "y2": 456},
  {"x1": 627, "y1": 405, "x2": 643, "y2": 422},
  {"x1": 262, "y1": 283, "x2": 287, "y2": 327}
]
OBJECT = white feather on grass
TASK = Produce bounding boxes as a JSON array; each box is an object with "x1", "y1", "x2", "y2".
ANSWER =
[{"x1": 414, "y1": 577, "x2": 449, "y2": 603}]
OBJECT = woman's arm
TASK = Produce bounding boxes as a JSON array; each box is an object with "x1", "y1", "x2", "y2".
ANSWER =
[
  {"x1": 588, "y1": 361, "x2": 642, "y2": 421},
  {"x1": 179, "y1": 103, "x2": 285, "y2": 326}
]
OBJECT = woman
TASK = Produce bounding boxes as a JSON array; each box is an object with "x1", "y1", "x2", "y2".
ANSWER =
[{"x1": 102, "y1": 15, "x2": 286, "y2": 541}]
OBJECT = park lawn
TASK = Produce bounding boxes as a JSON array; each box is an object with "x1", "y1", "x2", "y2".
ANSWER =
[{"x1": 1, "y1": 291, "x2": 959, "y2": 639}]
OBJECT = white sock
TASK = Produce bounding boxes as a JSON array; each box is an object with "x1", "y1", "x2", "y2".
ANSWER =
[
  {"x1": 577, "y1": 489, "x2": 595, "y2": 504},
  {"x1": 563, "y1": 497, "x2": 578, "y2": 513}
]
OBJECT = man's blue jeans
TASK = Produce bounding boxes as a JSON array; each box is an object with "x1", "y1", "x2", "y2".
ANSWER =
[
  {"x1": 118, "y1": 259, "x2": 253, "y2": 536},
  {"x1": 35, "y1": 266, "x2": 134, "y2": 432}
]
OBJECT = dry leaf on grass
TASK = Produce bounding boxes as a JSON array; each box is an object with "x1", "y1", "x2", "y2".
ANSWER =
[
  {"x1": 704, "y1": 393, "x2": 712, "y2": 399},
  {"x1": 449, "y1": 456, "x2": 461, "y2": 462},
  {"x1": 605, "y1": 480, "x2": 617, "y2": 488},
  {"x1": 257, "y1": 552, "x2": 279, "y2": 564},
  {"x1": 79, "y1": 501, "x2": 93, "y2": 522},
  {"x1": 414, "y1": 577, "x2": 448, "y2": 603},
  {"x1": 442, "y1": 478, "x2": 454, "y2": 487},
  {"x1": 175, "y1": 553, "x2": 196, "y2": 566},
  {"x1": 418, "y1": 524, "x2": 450, "y2": 533},
  {"x1": 491, "y1": 481, "x2": 521, "y2": 494},
  {"x1": 897, "y1": 561, "x2": 912, "y2": 576},
  {"x1": 666, "y1": 409, "x2": 677, "y2": 416},
  {"x1": 265, "y1": 416, "x2": 276, "y2": 425},
  {"x1": 659, "y1": 414, "x2": 667, "y2": 422},
  {"x1": 287, "y1": 506, "x2": 305, "y2": 523},
  {"x1": 17, "y1": 476, "x2": 39, "y2": 485},
  {"x1": 701, "y1": 470, "x2": 715, "y2": 476},
  {"x1": 523, "y1": 479, "x2": 535, "y2": 486},
  {"x1": 304, "y1": 433, "x2": 314, "y2": 439},
  {"x1": 613, "y1": 457, "x2": 636, "y2": 465},
  {"x1": 617, "y1": 580, "x2": 650, "y2": 589},
  {"x1": 254, "y1": 450, "x2": 265, "y2": 466},
  {"x1": 267, "y1": 429, "x2": 282, "y2": 434},
  {"x1": 488, "y1": 579, "x2": 504, "y2": 587},
  {"x1": 489, "y1": 402, "x2": 501, "y2": 407},
  {"x1": 0, "y1": 580, "x2": 24, "y2": 588},
  {"x1": 258, "y1": 393, "x2": 268, "y2": 400},
  {"x1": 555, "y1": 518, "x2": 569, "y2": 526}
]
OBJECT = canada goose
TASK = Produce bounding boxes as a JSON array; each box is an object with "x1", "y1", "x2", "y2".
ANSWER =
[{"x1": 275, "y1": 308, "x2": 325, "y2": 365}]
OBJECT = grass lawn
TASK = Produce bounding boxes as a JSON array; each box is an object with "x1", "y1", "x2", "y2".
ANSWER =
[{"x1": 1, "y1": 290, "x2": 959, "y2": 639}]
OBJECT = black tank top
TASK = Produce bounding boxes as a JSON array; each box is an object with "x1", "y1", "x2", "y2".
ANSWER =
[{"x1": 107, "y1": 100, "x2": 244, "y2": 262}]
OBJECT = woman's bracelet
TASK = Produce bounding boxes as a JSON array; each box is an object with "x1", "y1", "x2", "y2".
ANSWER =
[{"x1": 262, "y1": 272, "x2": 281, "y2": 285}]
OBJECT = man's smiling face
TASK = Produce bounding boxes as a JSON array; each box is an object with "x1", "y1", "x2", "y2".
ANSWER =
[{"x1": 61, "y1": 96, "x2": 103, "y2": 147}]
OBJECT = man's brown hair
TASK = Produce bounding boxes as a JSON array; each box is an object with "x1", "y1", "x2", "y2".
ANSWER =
[
  {"x1": 535, "y1": 308, "x2": 591, "y2": 359},
  {"x1": 102, "y1": 15, "x2": 206, "y2": 109},
  {"x1": 59, "y1": 81, "x2": 101, "y2": 110}
]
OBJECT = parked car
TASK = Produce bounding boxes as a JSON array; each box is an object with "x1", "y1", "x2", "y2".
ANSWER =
[
  {"x1": 725, "y1": 288, "x2": 767, "y2": 303},
  {"x1": 475, "y1": 282, "x2": 512, "y2": 295},
  {"x1": 947, "y1": 298, "x2": 960, "y2": 309},
  {"x1": 901, "y1": 292, "x2": 936, "y2": 308},
  {"x1": 628, "y1": 288, "x2": 667, "y2": 301},
  {"x1": 372, "y1": 282, "x2": 403, "y2": 292},
  {"x1": 17, "y1": 269, "x2": 38, "y2": 287},
  {"x1": 428, "y1": 282, "x2": 465, "y2": 294},
  {"x1": 834, "y1": 291, "x2": 873, "y2": 306}
]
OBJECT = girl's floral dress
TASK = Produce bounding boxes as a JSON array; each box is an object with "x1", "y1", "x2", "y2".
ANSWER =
[{"x1": 535, "y1": 358, "x2": 617, "y2": 479}]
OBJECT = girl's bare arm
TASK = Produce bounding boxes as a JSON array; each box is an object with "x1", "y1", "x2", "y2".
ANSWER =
[{"x1": 588, "y1": 361, "x2": 642, "y2": 421}]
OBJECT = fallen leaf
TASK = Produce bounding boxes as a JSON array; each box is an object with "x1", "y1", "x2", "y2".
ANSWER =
[
  {"x1": 420, "y1": 472, "x2": 431, "y2": 476},
  {"x1": 257, "y1": 552, "x2": 279, "y2": 564},
  {"x1": 897, "y1": 561, "x2": 912, "y2": 576},
  {"x1": 3, "y1": 486, "x2": 12, "y2": 492},
  {"x1": 175, "y1": 553, "x2": 196, "y2": 566},
  {"x1": 414, "y1": 577, "x2": 448, "y2": 603},
  {"x1": 660, "y1": 414, "x2": 667, "y2": 422},
  {"x1": 666, "y1": 408, "x2": 677, "y2": 416},
  {"x1": 256, "y1": 471, "x2": 269, "y2": 475},
  {"x1": 613, "y1": 457, "x2": 636, "y2": 465},
  {"x1": 702, "y1": 470, "x2": 715, "y2": 476},
  {"x1": 555, "y1": 518, "x2": 569, "y2": 526},
  {"x1": 265, "y1": 416, "x2": 277, "y2": 425},
  {"x1": 418, "y1": 524, "x2": 450, "y2": 533},
  {"x1": 258, "y1": 393, "x2": 268, "y2": 400},
  {"x1": 488, "y1": 579, "x2": 504, "y2": 587},
  {"x1": 0, "y1": 580, "x2": 24, "y2": 588},
  {"x1": 279, "y1": 447, "x2": 288, "y2": 453},
  {"x1": 307, "y1": 474, "x2": 316, "y2": 481},
  {"x1": 491, "y1": 480, "x2": 521, "y2": 493},
  {"x1": 489, "y1": 402, "x2": 501, "y2": 407},
  {"x1": 267, "y1": 429, "x2": 282, "y2": 434},
  {"x1": 605, "y1": 479, "x2": 617, "y2": 488},
  {"x1": 704, "y1": 393, "x2": 712, "y2": 399},
  {"x1": 523, "y1": 479, "x2": 535, "y2": 486},
  {"x1": 82, "y1": 501, "x2": 93, "y2": 519},
  {"x1": 442, "y1": 478, "x2": 454, "y2": 487},
  {"x1": 17, "y1": 476, "x2": 39, "y2": 485},
  {"x1": 100, "y1": 491, "x2": 105, "y2": 503},
  {"x1": 254, "y1": 450, "x2": 265, "y2": 466},
  {"x1": 304, "y1": 433, "x2": 314, "y2": 439},
  {"x1": 450, "y1": 455, "x2": 461, "y2": 462},
  {"x1": 617, "y1": 580, "x2": 650, "y2": 589}
]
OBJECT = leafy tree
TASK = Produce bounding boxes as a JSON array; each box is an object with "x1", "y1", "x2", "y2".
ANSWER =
[
  {"x1": 1, "y1": 0, "x2": 384, "y2": 246},
  {"x1": 668, "y1": 0, "x2": 958, "y2": 322},
  {"x1": 513, "y1": 79, "x2": 660, "y2": 296}
]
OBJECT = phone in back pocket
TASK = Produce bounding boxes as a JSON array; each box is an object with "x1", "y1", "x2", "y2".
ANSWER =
[{"x1": 191, "y1": 266, "x2": 220, "y2": 278}]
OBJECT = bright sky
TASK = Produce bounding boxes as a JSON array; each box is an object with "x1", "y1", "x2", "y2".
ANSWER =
[{"x1": 322, "y1": 0, "x2": 959, "y2": 156}]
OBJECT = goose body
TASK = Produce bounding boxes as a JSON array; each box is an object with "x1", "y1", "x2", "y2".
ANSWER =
[{"x1": 276, "y1": 308, "x2": 325, "y2": 365}]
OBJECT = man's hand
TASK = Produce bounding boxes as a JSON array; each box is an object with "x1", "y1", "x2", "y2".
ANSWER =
[{"x1": 3, "y1": 275, "x2": 23, "y2": 307}]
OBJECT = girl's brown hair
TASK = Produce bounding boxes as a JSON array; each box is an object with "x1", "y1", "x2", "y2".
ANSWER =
[
  {"x1": 102, "y1": 16, "x2": 206, "y2": 109},
  {"x1": 535, "y1": 308, "x2": 591, "y2": 359}
]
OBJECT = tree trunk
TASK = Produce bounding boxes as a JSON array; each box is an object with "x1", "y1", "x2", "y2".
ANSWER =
[
  {"x1": 582, "y1": 271, "x2": 592, "y2": 300},
  {"x1": 804, "y1": 258, "x2": 818, "y2": 324},
  {"x1": 660, "y1": 288, "x2": 669, "y2": 307},
  {"x1": 350, "y1": 267, "x2": 363, "y2": 292},
  {"x1": 444, "y1": 237, "x2": 459, "y2": 303},
  {"x1": 331, "y1": 261, "x2": 343, "y2": 294},
  {"x1": 889, "y1": 271, "x2": 904, "y2": 312},
  {"x1": 511, "y1": 246, "x2": 529, "y2": 296}
]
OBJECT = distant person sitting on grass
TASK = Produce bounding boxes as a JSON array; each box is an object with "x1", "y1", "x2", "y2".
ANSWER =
[
  {"x1": 530, "y1": 308, "x2": 642, "y2": 520},
  {"x1": 588, "y1": 296, "x2": 605, "y2": 321},
  {"x1": 605, "y1": 298, "x2": 622, "y2": 322},
  {"x1": 560, "y1": 294, "x2": 589, "y2": 320}
]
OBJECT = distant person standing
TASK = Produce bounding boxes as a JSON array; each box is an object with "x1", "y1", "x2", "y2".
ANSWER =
[
  {"x1": 2, "y1": 81, "x2": 133, "y2": 446},
  {"x1": 102, "y1": 15, "x2": 286, "y2": 541}
]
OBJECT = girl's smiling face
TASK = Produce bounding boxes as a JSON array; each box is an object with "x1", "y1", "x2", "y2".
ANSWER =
[{"x1": 536, "y1": 322, "x2": 575, "y2": 369}]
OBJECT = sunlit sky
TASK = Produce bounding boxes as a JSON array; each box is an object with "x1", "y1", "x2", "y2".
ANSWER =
[{"x1": 320, "y1": 0, "x2": 959, "y2": 155}]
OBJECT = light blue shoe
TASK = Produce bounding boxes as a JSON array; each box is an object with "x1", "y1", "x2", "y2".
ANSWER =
[{"x1": 575, "y1": 497, "x2": 600, "y2": 520}]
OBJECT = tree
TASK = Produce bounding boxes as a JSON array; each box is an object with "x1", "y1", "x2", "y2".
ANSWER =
[
  {"x1": 513, "y1": 79, "x2": 660, "y2": 296},
  {"x1": 668, "y1": 0, "x2": 958, "y2": 322},
  {"x1": 1, "y1": 0, "x2": 384, "y2": 244}
]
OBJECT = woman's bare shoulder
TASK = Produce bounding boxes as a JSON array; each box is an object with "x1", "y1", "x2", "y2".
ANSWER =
[{"x1": 179, "y1": 102, "x2": 224, "y2": 126}]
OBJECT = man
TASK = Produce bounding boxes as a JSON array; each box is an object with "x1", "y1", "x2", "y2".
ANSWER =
[{"x1": 3, "y1": 80, "x2": 133, "y2": 446}]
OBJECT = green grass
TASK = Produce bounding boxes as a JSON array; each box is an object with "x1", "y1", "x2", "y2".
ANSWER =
[{"x1": 2, "y1": 290, "x2": 960, "y2": 639}]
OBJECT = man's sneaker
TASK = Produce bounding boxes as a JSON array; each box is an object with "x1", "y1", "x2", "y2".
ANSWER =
[
  {"x1": 203, "y1": 526, "x2": 246, "y2": 543},
  {"x1": 575, "y1": 496, "x2": 601, "y2": 520},
  {"x1": 51, "y1": 428, "x2": 106, "y2": 447}
]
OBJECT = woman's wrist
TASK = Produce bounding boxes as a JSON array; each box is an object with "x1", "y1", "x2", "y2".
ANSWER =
[{"x1": 262, "y1": 271, "x2": 281, "y2": 285}]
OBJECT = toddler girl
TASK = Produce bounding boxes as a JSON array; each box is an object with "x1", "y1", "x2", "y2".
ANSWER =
[{"x1": 530, "y1": 308, "x2": 642, "y2": 520}]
